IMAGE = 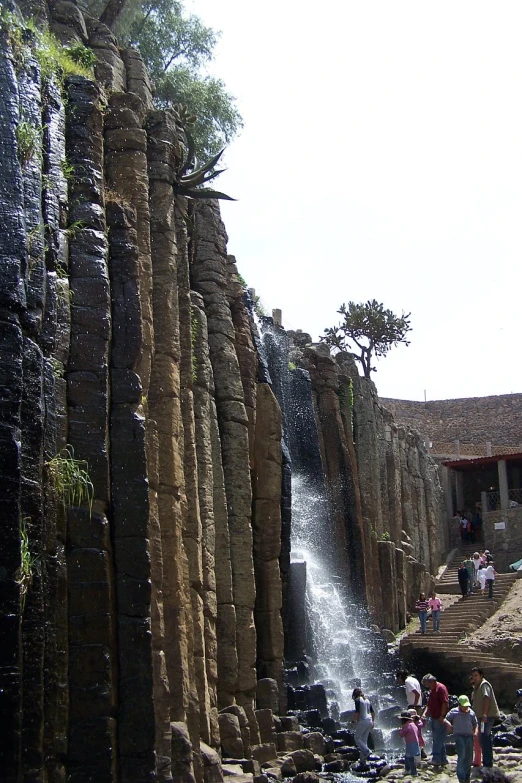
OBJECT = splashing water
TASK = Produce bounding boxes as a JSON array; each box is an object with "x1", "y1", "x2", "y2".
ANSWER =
[{"x1": 291, "y1": 472, "x2": 378, "y2": 712}]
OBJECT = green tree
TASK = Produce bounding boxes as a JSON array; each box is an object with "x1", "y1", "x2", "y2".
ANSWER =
[
  {"x1": 102, "y1": 0, "x2": 242, "y2": 160},
  {"x1": 321, "y1": 299, "x2": 412, "y2": 378}
]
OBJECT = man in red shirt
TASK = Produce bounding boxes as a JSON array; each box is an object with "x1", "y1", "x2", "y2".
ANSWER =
[{"x1": 422, "y1": 673, "x2": 449, "y2": 767}]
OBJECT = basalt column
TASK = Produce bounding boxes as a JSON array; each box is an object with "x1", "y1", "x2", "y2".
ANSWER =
[
  {"x1": 104, "y1": 68, "x2": 165, "y2": 779},
  {"x1": 0, "y1": 23, "x2": 33, "y2": 777},
  {"x1": 177, "y1": 195, "x2": 213, "y2": 754},
  {"x1": 16, "y1": 36, "x2": 47, "y2": 779},
  {"x1": 305, "y1": 347, "x2": 371, "y2": 604},
  {"x1": 252, "y1": 383, "x2": 285, "y2": 706},
  {"x1": 192, "y1": 202, "x2": 257, "y2": 709},
  {"x1": 65, "y1": 75, "x2": 118, "y2": 781},
  {"x1": 107, "y1": 195, "x2": 157, "y2": 782},
  {"x1": 146, "y1": 110, "x2": 199, "y2": 782},
  {"x1": 190, "y1": 291, "x2": 220, "y2": 745}
]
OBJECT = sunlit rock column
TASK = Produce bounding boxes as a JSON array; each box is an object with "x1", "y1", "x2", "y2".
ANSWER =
[
  {"x1": 192, "y1": 202, "x2": 257, "y2": 709},
  {"x1": 146, "y1": 110, "x2": 198, "y2": 783},
  {"x1": 252, "y1": 383, "x2": 285, "y2": 707},
  {"x1": 191, "y1": 291, "x2": 220, "y2": 746}
]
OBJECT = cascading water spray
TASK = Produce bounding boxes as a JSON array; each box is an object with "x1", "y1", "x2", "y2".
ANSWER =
[{"x1": 257, "y1": 318, "x2": 401, "y2": 755}]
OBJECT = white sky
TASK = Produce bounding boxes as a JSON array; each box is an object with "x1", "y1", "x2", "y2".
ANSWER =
[{"x1": 189, "y1": 1, "x2": 522, "y2": 401}]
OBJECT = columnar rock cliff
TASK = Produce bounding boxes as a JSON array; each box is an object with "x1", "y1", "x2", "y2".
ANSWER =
[{"x1": 0, "y1": 3, "x2": 446, "y2": 780}]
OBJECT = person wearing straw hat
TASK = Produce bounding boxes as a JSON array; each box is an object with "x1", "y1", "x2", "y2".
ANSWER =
[
  {"x1": 398, "y1": 711, "x2": 421, "y2": 776},
  {"x1": 446, "y1": 695, "x2": 478, "y2": 783}
]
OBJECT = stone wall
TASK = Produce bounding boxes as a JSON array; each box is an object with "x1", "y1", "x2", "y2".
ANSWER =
[{"x1": 381, "y1": 394, "x2": 522, "y2": 448}]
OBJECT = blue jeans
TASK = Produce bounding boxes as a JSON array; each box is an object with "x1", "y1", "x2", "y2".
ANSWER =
[
  {"x1": 405, "y1": 741, "x2": 420, "y2": 775},
  {"x1": 430, "y1": 718, "x2": 448, "y2": 765},
  {"x1": 487, "y1": 579, "x2": 494, "y2": 599},
  {"x1": 419, "y1": 610, "x2": 427, "y2": 634},
  {"x1": 479, "y1": 718, "x2": 495, "y2": 767},
  {"x1": 455, "y1": 735, "x2": 473, "y2": 783},
  {"x1": 432, "y1": 610, "x2": 440, "y2": 631}
]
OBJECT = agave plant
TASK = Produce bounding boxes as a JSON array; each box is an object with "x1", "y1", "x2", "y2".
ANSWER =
[{"x1": 172, "y1": 104, "x2": 235, "y2": 216}]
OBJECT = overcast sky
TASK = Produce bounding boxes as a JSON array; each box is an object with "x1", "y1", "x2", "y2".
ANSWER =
[{"x1": 189, "y1": 1, "x2": 522, "y2": 401}]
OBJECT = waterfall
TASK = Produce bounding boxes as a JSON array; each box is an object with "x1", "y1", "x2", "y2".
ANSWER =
[{"x1": 259, "y1": 320, "x2": 395, "y2": 726}]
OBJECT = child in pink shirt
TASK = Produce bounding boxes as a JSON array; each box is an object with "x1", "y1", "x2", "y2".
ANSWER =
[{"x1": 399, "y1": 712, "x2": 422, "y2": 776}]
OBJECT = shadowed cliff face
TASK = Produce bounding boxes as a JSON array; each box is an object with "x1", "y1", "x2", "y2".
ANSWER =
[{"x1": 0, "y1": 3, "x2": 446, "y2": 781}]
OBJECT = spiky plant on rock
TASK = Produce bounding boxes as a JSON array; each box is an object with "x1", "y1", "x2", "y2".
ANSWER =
[{"x1": 172, "y1": 103, "x2": 235, "y2": 219}]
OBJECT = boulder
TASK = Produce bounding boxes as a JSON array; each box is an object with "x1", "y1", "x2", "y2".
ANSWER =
[
  {"x1": 221, "y1": 705, "x2": 252, "y2": 758},
  {"x1": 219, "y1": 713, "x2": 244, "y2": 759},
  {"x1": 200, "y1": 742, "x2": 222, "y2": 778},
  {"x1": 292, "y1": 774, "x2": 320, "y2": 783},
  {"x1": 280, "y1": 716, "x2": 299, "y2": 732},
  {"x1": 288, "y1": 749, "x2": 316, "y2": 773},
  {"x1": 256, "y1": 679, "x2": 280, "y2": 712},
  {"x1": 255, "y1": 709, "x2": 276, "y2": 744},
  {"x1": 303, "y1": 733, "x2": 324, "y2": 755},
  {"x1": 280, "y1": 757, "x2": 297, "y2": 777},
  {"x1": 276, "y1": 731, "x2": 303, "y2": 752},
  {"x1": 251, "y1": 744, "x2": 277, "y2": 765},
  {"x1": 381, "y1": 628, "x2": 396, "y2": 643}
]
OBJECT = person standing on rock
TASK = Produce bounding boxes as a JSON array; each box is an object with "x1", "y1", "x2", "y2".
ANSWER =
[
  {"x1": 446, "y1": 694, "x2": 478, "y2": 783},
  {"x1": 428, "y1": 591, "x2": 443, "y2": 633},
  {"x1": 483, "y1": 561, "x2": 497, "y2": 599},
  {"x1": 421, "y1": 673, "x2": 449, "y2": 768},
  {"x1": 415, "y1": 592, "x2": 430, "y2": 634},
  {"x1": 470, "y1": 667, "x2": 500, "y2": 769},
  {"x1": 458, "y1": 561, "x2": 470, "y2": 597},
  {"x1": 398, "y1": 711, "x2": 421, "y2": 776},
  {"x1": 396, "y1": 670, "x2": 422, "y2": 712},
  {"x1": 351, "y1": 687, "x2": 375, "y2": 764}
]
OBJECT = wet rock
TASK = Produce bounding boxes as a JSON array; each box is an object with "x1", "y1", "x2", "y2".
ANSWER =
[
  {"x1": 304, "y1": 709, "x2": 322, "y2": 729},
  {"x1": 280, "y1": 757, "x2": 297, "y2": 777},
  {"x1": 292, "y1": 773, "x2": 320, "y2": 783}
]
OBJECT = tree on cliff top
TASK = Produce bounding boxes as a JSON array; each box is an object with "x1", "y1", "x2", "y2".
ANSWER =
[
  {"x1": 93, "y1": 0, "x2": 242, "y2": 159},
  {"x1": 321, "y1": 300, "x2": 412, "y2": 378}
]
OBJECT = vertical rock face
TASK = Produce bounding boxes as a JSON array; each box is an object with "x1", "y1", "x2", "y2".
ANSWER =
[
  {"x1": 306, "y1": 349, "x2": 445, "y2": 631},
  {"x1": 0, "y1": 3, "x2": 448, "y2": 780},
  {"x1": 191, "y1": 203, "x2": 257, "y2": 709}
]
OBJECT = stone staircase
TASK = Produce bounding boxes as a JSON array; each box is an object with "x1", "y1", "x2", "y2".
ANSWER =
[{"x1": 400, "y1": 549, "x2": 522, "y2": 705}]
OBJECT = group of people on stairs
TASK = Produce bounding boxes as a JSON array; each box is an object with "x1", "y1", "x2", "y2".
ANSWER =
[{"x1": 458, "y1": 551, "x2": 498, "y2": 599}]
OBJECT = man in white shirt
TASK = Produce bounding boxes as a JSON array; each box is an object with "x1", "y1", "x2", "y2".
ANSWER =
[
  {"x1": 484, "y1": 562, "x2": 497, "y2": 599},
  {"x1": 397, "y1": 670, "x2": 422, "y2": 711}
]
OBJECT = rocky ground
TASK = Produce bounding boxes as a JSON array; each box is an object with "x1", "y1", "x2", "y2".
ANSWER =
[{"x1": 381, "y1": 746, "x2": 522, "y2": 783}]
